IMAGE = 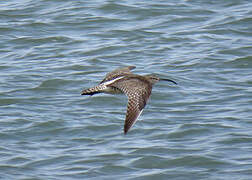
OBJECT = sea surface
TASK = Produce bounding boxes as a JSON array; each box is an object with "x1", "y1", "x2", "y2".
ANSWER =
[{"x1": 0, "y1": 0, "x2": 252, "y2": 179}]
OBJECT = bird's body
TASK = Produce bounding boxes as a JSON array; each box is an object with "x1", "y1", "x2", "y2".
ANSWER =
[{"x1": 81, "y1": 66, "x2": 176, "y2": 134}]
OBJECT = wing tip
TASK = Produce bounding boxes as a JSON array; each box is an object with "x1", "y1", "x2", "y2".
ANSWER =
[{"x1": 124, "y1": 128, "x2": 129, "y2": 135}]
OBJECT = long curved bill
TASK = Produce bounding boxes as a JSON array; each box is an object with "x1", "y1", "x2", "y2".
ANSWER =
[{"x1": 160, "y1": 78, "x2": 177, "y2": 85}]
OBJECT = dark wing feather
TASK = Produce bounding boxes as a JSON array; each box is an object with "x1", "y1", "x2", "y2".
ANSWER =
[
  {"x1": 109, "y1": 76, "x2": 152, "y2": 134},
  {"x1": 99, "y1": 66, "x2": 136, "y2": 84}
]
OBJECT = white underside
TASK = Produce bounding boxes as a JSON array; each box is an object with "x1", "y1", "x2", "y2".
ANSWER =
[
  {"x1": 103, "y1": 76, "x2": 124, "y2": 86},
  {"x1": 102, "y1": 76, "x2": 125, "y2": 94},
  {"x1": 131, "y1": 109, "x2": 143, "y2": 128}
]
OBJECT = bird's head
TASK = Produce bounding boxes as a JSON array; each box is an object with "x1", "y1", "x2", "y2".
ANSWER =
[{"x1": 145, "y1": 74, "x2": 177, "y2": 85}]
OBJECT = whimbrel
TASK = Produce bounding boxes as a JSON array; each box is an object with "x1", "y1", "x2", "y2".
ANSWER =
[{"x1": 81, "y1": 66, "x2": 177, "y2": 134}]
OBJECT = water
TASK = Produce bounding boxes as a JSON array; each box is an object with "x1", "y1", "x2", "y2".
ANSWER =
[{"x1": 1, "y1": 0, "x2": 252, "y2": 179}]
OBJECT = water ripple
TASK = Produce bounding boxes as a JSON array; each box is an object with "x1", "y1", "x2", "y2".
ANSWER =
[{"x1": 0, "y1": 0, "x2": 252, "y2": 179}]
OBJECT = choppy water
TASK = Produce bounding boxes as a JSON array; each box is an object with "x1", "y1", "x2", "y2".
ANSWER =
[{"x1": 1, "y1": 0, "x2": 252, "y2": 179}]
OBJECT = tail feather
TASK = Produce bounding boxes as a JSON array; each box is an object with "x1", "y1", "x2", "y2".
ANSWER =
[
  {"x1": 81, "y1": 85, "x2": 106, "y2": 96},
  {"x1": 81, "y1": 90, "x2": 100, "y2": 96}
]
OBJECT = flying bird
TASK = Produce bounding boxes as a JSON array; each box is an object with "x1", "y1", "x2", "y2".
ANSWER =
[{"x1": 81, "y1": 66, "x2": 177, "y2": 134}]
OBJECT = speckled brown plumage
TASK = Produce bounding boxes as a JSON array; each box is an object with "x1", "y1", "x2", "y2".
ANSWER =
[
  {"x1": 108, "y1": 76, "x2": 152, "y2": 134},
  {"x1": 81, "y1": 66, "x2": 176, "y2": 134},
  {"x1": 99, "y1": 66, "x2": 136, "y2": 84}
]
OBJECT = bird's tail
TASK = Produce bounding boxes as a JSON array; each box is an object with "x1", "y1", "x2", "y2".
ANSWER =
[{"x1": 81, "y1": 84, "x2": 106, "y2": 96}]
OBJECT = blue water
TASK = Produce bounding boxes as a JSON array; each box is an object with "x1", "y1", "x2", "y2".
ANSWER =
[{"x1": 0, "y1": 0, "x2": 252, "y2": 179}]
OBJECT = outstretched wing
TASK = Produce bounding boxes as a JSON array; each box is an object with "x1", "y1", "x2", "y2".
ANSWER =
[
  {"x1": 99, "y1": 66, "x2": 136, "y2": 84},
  {"x1": 109, "y1": 76, "x2": 152, "y2": 134}
]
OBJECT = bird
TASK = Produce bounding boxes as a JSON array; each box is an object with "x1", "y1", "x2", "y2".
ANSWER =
[{"x1": 81, "y1": 66, "x2": 177, "y2": 134}]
